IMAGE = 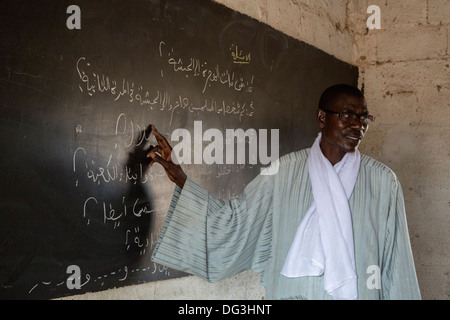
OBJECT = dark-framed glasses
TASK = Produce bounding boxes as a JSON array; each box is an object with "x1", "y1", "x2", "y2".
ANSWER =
[{"x1": 319, "y1": 107, "x2": 375, "y2": 125}]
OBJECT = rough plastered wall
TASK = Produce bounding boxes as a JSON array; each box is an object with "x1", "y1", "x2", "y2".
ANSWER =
[
  {"x1": 63, "y1": 0, "x2": 449, "y2": 300},
  {"x1": 349, "y1": 0, "x2": 450, "y2": 300}
]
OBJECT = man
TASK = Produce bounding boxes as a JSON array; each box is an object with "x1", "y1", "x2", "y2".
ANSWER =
[{"x1": 147, "y1": 84, "x2": 421, "y2": 300}]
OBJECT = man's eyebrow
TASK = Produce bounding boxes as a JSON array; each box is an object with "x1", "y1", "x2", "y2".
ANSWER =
[{"x1": 343, "y1": 104, "x2": 369, "y2": 114}]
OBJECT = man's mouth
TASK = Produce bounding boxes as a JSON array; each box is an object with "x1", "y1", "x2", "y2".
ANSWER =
[{"x1": 345, "y1": 133, "x2": 364, "y2": 141}]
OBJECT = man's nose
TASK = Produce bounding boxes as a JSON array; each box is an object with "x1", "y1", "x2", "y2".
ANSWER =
[{"x1": 350, "y1": 117, "x2": 366, "y2": 130}]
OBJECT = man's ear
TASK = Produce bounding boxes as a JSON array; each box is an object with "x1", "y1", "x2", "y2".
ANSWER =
[{"x1": 317, "y1": 109, "x2": 326, "y2": 129}]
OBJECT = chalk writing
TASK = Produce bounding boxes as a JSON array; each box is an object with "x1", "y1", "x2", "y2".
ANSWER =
[
  {"x1": 29, "y1": 272, "x2": 90, "y2": 294},
  {"x1": 73, "y1": 113, "x2": 168, "y2": 187},
  {"x1": 76, "y1": 56, "x2": 255, "y2": 124},
  {"x1": 76, "y1": 56, "x2": 155, "y2": 105},
  {"x1": 125, "y1": 226, "x2": 150, "y2": 255},
  {"x1": 230, "y1": 44, "x2": 251, "y2": 64},
  {"x1": 159, "y1": 41, "x2": 255, "y2": 94},
  {"x1": 71, "y1": 109, "x2": 170, "y2": 265},
  {"x1": 66, "y1": 38, "x2": 259, "y2": 297},
  {"x1": 82, "y1": 195, "x2": 167, "y2": 227},
  {"x1": 215, "y1": 163, "x2": 254, "y2": 179},
  {"x1": 73, "y1": 147, "x2": 166, "y2": 186},
  {"x1": 115, "y1": 113, "x2": 153, "y2": 148},
  {"x1": 28, "y1": 263, "x2": 170, "y2": 295}
]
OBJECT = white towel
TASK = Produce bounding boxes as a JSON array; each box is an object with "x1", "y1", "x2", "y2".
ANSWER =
[{"x1": 281, "y1": 133, "x2": 360, "y2": 300}]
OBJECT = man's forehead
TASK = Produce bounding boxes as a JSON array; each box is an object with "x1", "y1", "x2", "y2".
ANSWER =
[{"x1": 335, "y1": 94, "x2": 367, "y2": 111}]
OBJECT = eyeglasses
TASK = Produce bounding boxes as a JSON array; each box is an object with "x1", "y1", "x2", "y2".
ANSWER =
[{"x1": 319, "y1": 107, "x2": 375, "y2": 125}]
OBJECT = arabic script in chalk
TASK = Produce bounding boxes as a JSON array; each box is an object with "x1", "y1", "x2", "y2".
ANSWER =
[
  {"x1": 159, "y1": 41, "x2": 255, "y2": 94},
  {"x1": 230, "y1": 44, "x2": 251, "y2": 64}
]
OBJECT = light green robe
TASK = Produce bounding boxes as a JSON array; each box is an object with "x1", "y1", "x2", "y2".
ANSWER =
[{"x1": 151, "y1": 149, "x2": 421, "y2": 300}]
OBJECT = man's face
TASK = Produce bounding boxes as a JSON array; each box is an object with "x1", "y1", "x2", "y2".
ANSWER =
[{"x1": 318, "y1": 94, "x2": 369, "y2": 164}]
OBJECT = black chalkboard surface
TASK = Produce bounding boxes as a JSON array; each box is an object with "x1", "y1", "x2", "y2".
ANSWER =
[{"x1": 0, "y1": 0, "x2": 358, "y2": 299}]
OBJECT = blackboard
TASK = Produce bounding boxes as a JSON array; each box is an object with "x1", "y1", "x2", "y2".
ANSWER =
[{"x1": 0, "y1": 0, "x2": 358, "y2": 299}]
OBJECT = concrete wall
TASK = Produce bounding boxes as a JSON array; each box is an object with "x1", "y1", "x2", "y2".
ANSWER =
[
  {"x1": 63, "y1": 0, "x2": 449, "y2": 300},
  {"x1": 350, "y1": 0, "x2": 450, "y2": 300}
]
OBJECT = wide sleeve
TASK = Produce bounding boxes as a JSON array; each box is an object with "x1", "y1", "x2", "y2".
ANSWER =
[
  {"x1": 381, "y1": 180, "x2": 421, "y2": 299},
  {"x1": 151, "y1": 174, "x2": 274, "y2": 282}
]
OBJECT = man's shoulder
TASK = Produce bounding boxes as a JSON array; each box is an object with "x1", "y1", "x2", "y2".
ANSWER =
[
  {"x1": 360, "y1": 154, "x2": 399, "y2": 182},
  {"x1": 279, "y1": 148, "x2": 310, "y2": 165},
  {"x1": 258, "y1": 149, "x2": 309, "y2": 177}
]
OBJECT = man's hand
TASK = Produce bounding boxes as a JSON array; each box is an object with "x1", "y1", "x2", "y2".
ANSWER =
[{"x1": 147, "y1": 125, "x2": 187, "y2": 188}]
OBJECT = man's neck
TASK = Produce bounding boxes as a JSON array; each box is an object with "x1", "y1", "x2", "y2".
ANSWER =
[{"x1": 319, "y1": 145, "x2": 346, "y2": 166}]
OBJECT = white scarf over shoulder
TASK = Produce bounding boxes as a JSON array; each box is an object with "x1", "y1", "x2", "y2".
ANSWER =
[{"x1": 281, "y1": 133, "x2": 360, "y2": 300}]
